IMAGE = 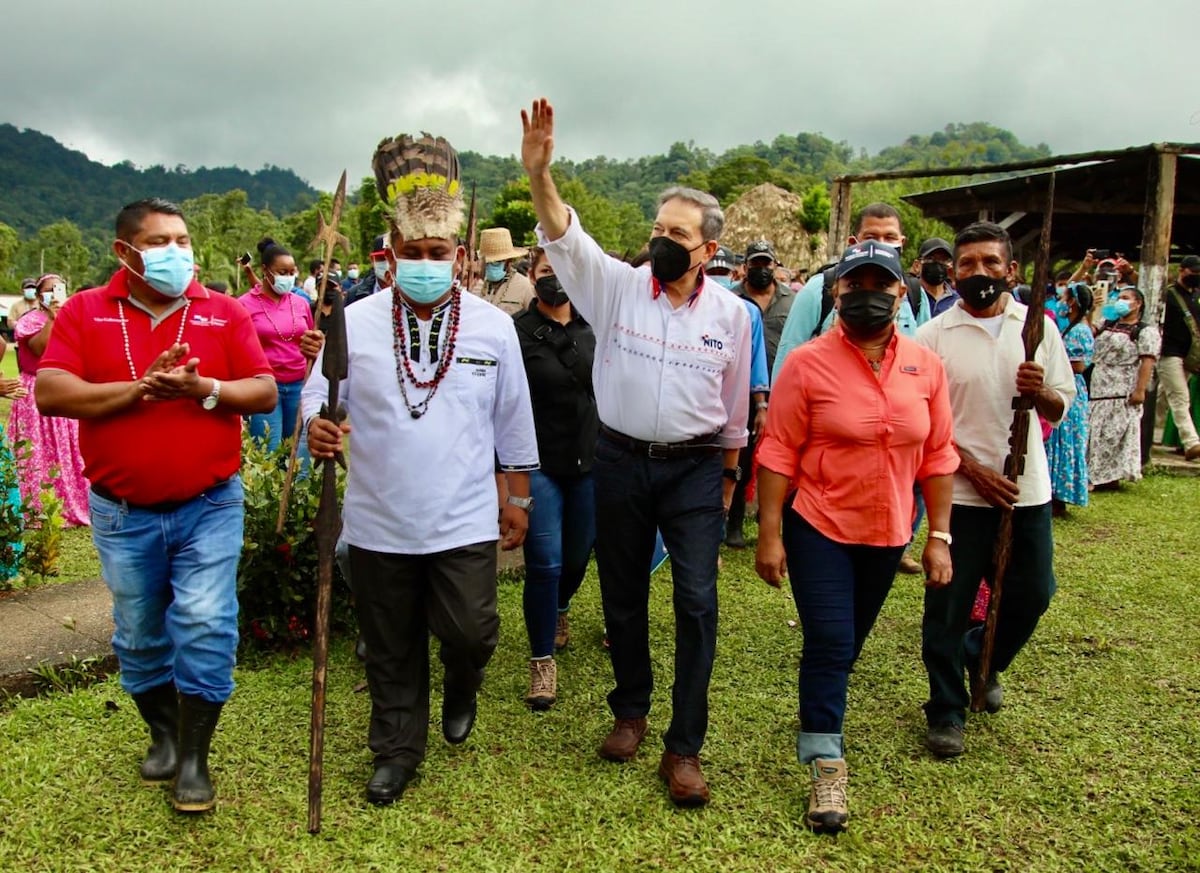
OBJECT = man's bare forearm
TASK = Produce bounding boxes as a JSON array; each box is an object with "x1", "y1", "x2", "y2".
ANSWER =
[{"x1": 36, "y1": 369, "x2": 142, "y2": 419}]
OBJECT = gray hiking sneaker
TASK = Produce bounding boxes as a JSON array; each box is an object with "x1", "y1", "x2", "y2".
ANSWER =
[
  {"x1": 925, "y1": 723, "x2": 965, "y2": 758},
  {"x1": 525, "y1": 658, "x2": 557, "y2": 710},
  {"x1": 807, "y1": 758, "x2": 849, "y2": 833}
]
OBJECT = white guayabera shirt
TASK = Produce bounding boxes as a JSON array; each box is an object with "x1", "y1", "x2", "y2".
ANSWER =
[
  {"x1": 537, "y1": 208, "x2": 751, "y2": 450},
  {"x1": 301, "y1": 289, "x2": 539, "y2": 554}
]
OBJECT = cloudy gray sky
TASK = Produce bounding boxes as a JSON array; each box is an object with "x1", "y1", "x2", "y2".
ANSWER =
[{"x1": 4, "y1": 0, "x2": 1197, "y2": 191}]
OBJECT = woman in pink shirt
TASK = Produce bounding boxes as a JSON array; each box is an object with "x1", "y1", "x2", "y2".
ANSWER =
[
  {"x1": 238, "y1": 238, "x2": 324, "y2": 452},
  {"x1": 755, "y1": 241, "x2": 959, "y2": 834}
]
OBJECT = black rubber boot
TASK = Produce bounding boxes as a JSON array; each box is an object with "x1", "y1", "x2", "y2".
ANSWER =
[
  {"x1": 132, "y1": 682, "x2": 179, "y2": 784},
  {"x1": 172, "y1": 694, "x2": 224, "y2": 813}
]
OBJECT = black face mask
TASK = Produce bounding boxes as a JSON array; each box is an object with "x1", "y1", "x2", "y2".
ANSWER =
[
  {"x1": 957, "y1": 274, "x2": 1007, "y2": 310},
  {"x1": 921, "y1": 262, "x2": 948, "y2": 286},
  {"x1": 838, "y1": 290, "x2": 897, "y2": 335},
  {"x1": 535, "y1": 275, "x2": 570, "y2": 307},
  {"x1": 1182, "y1": 273, "x2": 1200, "y2": 290},
  {"x1": 746, "y1": 266, "x2": 774, "y2": 290},
  {"x1": 648, "y1": 236, "x2": 703, "y2": 284},
  {"x1": 323, "y1": 288, "x2": 339, "y2": 306}
]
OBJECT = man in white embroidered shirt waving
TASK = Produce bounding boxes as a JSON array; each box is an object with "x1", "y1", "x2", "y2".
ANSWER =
[
  {"x1": 305, "y1": 133, "x2": 538, "y2": 807},
  {"x1": 521, "y1": 98, "x2": 751, "y2": 807}
]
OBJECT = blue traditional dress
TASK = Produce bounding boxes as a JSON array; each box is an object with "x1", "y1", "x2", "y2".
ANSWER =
[{"x1": 1047, "y1": 321, "x2": 1094, "y2": 505}]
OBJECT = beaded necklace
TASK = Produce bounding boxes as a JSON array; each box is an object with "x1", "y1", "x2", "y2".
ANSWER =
[
  {"x1": 392, "y1": 288, "x2": 461, "y2": 419},
  {"x1": 117, "y1": 299, "x2": 191, "y2": 380},
  {"x1": 256, "y1": 287, "x2": 300, "y2": 342}
]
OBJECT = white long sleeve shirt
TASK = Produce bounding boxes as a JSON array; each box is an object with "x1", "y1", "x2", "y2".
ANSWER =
[
  {"x1": 915, "y1": 299, "x2": 1076, "y2": 508},
  {"x1": 301, "y1": 289, "x2": 538, "y2": 554},
  {"x1": 536, "y1": 209, "x2": 751, "y2": 449}
]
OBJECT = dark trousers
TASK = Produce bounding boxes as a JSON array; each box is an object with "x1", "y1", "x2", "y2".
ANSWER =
[
  {"x1": 783, "y1": 508, "x2": 904, "y2": 735},
  {"x1": 727, "y1": 439, "x2": 755, "y2": 530},
  {"x1": 348, "y1": 541, "x2": 499, "y2": 769},
  {"x1": 593, "y1": 434, "x2": 724, "y2": 756},
  {"x1": 922, "y1": 503, "x2": 1056, "y2": 728}
]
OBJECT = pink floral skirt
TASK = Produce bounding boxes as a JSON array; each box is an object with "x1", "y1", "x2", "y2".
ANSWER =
[{"x1": 6, "y1": 372, "x2": 89, "y2": 527}]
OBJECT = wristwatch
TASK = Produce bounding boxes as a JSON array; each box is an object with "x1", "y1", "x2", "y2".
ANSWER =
[
  {"x1": 506, "y1": 494, "x2": 534, "y2": 512},
  {"x1": 722, "y1": 466, "x2": 742, "y2": 483},
  {"x1": 929, "y1": 530, "x2": 953, "y2": 545},
  {"x1": 201, "y1": 378, "x2": 222, "y2": 411}
]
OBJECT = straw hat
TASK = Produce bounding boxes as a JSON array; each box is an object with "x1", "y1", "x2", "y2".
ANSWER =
[{"x1": 479, "y1": 227, "x2": 527, "y2": 263}]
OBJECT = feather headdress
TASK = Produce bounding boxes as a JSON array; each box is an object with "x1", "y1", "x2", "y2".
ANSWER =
[{"x1": 372, "y1": 132, "x2": 464, "y2": 242}]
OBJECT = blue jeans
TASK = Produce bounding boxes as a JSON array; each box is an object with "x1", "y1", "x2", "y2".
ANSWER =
[
  {"x1": 911, "y1": 482, "x2": 926, "y2": 541},
  {"x1": 593, "y1": 434, "x2": 724, "y2": 756},
  {"x1": 89, "y1": 477, "x2": 245, "y2": 703},
  {"x1": 249, "y1": 377, "x2": 306, "y2": 455},
  {"x1": 783, "y1": 508, "x2": 904, "y2": 762},
  {"x1": 522, "y1": 470, "x2": 595, "y2": 657}
]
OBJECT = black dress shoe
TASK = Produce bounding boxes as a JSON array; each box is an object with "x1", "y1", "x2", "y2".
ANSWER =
[
  {"x1": 442, "y1": 693, "x2": 478, "y2": 745},
  {"x1": 366, "y1": 764, "x2": 415, "y2": 806}
]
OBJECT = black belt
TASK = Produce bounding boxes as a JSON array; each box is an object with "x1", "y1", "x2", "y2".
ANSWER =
[
  {"x1": 91, "y1": 483, "x2": 208, "y2": 513},
  {"x1": 599, "y1": 425, "x2": 722, "y2": 459}
]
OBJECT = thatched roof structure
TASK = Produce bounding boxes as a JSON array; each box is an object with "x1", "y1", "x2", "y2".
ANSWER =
[{"x1": 721, "y1": 183, "x2": 828, "y2": 273}]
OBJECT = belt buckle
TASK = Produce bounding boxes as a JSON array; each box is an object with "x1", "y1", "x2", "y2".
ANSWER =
[{"x1": 647, "y1": 442, "x2": 671, "y2": 459}]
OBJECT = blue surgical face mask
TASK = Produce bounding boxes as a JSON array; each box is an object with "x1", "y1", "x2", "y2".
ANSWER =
[
  {"x1": 710, "y1": 275, "x2": 734, "y2": 289},
  {"x1": 22, "y1": 288, "x2": 36, "y2": 301},
  {"x1": 123, "y1": 242, "x2": 194, "y2": 298},
  {"x1": 272, "y1": 273, "x2": 297, "y2": 295},
  {"x1": 485, "y1": 262, "x2": 507, "y2": 283},
  {"x1": 373, "y1": 261, "x2": 389, "y2": 284},
  {"x1": 394, "y1": 258, "x2": 455, "y2": 304},
  {"x1": 1102, "y1": 299, "x2": 1133, "y2": 321}
]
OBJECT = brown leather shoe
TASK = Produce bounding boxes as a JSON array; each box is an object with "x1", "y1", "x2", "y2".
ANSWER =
[
  {"x1": 598, "y1": 717, "x2": 647, "y2": 762},
  {"x1": 658, "y1": 751, "x2": 710, "y2": 807}
]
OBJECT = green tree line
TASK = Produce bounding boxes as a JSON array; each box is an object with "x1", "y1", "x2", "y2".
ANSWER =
[{"x1": 0, "y1": 121, "x2": 1050, "y2": 292}]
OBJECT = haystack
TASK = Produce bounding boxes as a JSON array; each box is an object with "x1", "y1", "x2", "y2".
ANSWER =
[{"x1": 721, "y1": 183, "x2": 828, "y2": 274}]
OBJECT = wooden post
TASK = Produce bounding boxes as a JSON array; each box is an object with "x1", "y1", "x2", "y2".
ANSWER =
[
  {"x1": 1137, "y1": 148, "x2": 1178, "y2": 462},
  {"x1": 827, "y1": 179, "x2": 853, "y2": 263},
  {"x1": 1138, "y1": 148, "x2": 1178, "y2": 322}
]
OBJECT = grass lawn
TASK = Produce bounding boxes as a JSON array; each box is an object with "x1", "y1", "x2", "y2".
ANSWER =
[{"x1": 1, "y1": 472, "x2": 1197, "y2": 871}]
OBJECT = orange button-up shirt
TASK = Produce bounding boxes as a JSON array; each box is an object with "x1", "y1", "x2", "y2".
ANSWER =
[{"x1": 758, "y1": 325, "x2": 959, "y2": 547}]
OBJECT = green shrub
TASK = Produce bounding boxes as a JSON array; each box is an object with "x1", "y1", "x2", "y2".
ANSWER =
[
  {"x1": 20, "y1": 482, "x2": 62, "y2": 584},
  {"x1": 236, "y1": 432, "x2": 353, "y2": 650}
]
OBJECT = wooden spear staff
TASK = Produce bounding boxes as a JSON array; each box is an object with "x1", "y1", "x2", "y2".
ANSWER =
[
  {"x1": 307, "y1": 263, "x2": 348, "y2": 835},
  {"x1": 463, "y1": 182, "x2": 478, "y2": 290},
  {"x1": 971, "y1": 171, "x2": 1056, "y2": 711},
  {"x1": 275, "y1": 172, "x2": 350, "y2": 535}
]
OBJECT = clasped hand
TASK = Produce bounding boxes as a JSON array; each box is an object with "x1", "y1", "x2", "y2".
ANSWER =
[{"x1": 138, "y1": 343, "x2": 205, "y2": 401}]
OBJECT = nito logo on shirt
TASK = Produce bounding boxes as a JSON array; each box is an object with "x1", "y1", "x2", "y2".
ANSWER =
[{"x1": 701, "y1": 334, "x2": 724, "y2": 350}]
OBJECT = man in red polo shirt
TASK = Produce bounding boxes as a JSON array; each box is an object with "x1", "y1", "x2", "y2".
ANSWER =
[{"x1": 36, "y1": 198, "x2": 276, "y2": 814}]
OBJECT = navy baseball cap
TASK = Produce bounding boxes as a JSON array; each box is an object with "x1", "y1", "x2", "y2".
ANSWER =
[{"x1": 834, "y1": 241, "x2": 905, "y2": 282}]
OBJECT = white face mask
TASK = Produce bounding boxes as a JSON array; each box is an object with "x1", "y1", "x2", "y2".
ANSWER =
[
  {"x1": 347, "y1": 268, "x2": 360, "y2": 280},
  {"x1": 23, "y1": 288, "x2": 36, "y2": 301}
]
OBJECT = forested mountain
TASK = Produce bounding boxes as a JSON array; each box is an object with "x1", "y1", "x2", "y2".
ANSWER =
[
  {"x1": 0, "y1": 124, "x2": 318, "y2": 235},
  {"x1": 0, "y1": 121, "x2": 1049, "y2": 292}
]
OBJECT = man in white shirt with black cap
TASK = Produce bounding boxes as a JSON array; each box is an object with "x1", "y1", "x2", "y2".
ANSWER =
[{"x1": 521, "y1": 98, "x2": 751, "y2": 808}]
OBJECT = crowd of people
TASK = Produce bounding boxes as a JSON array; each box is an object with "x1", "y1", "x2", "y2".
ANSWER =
[{"x1": 12, "y1": 97, "x2": 1198, "y2": 834}]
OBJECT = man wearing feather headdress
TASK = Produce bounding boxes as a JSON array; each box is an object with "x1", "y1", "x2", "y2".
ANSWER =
[{"x1": 303, "y1": 133, "x2": 539, "y2": 806}]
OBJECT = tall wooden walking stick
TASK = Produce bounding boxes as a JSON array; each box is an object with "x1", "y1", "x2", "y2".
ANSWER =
[
  {"x1": 307, "y1": 267, "x2": 348, "y2": 834},
  {"x1": 972, "y1": 172, "x2": 1056, "y2": 711},
  {"x1": 275, "y1": 171, "x2": 351, "y2": 535},
  {"x1": 463, "y1": 182, "x2": 478, "y2": 290}
]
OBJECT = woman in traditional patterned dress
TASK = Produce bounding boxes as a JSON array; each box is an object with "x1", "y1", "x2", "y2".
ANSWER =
[
  {"x1": 6, "y1": 274, "x2": 89, "y2": 527},
  {"x1": 1088, "y1": 287, "x2": 1160, "y2": 489},
  {"x1": 0, "y1": 334, "x2": 26, "y2": 580},
  {"x1": 1047, "y1": 283, "x2": 1094, "y2": 515}
]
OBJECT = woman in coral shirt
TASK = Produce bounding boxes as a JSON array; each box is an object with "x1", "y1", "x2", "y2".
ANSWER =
[{"x1": 755, "y1": 241, "x2": 959, "y2": 835}]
